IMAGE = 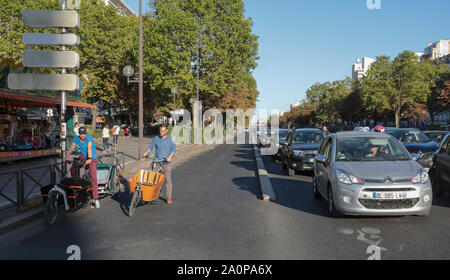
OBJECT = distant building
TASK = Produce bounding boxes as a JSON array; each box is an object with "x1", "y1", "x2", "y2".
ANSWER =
[
  {"x1": 414, "y1": 52, "x2": 425, "y2": 62},
  {"x1": 290, "y1": 100, "x2": 304, "y2": 110},
  {"x1": 422, "y1": 39, "x2": 450, "y2": 62},
  {"x1": 102, "y1": 0, "x2": 135, "y2": 16},
  {"x1": 352, "y1": 57, "x2": 375, "y2": 81}
]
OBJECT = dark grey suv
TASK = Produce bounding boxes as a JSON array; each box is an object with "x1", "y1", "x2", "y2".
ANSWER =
[{"x1": 280, "y1": 129, "x2": 328, "y2": 176}]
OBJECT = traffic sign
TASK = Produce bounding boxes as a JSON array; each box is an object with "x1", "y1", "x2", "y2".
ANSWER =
[
  {"x1": 8, "y1": 73, "x2": 80, "y2": 91},
  {"x1": 22, "y1": 33, "x2": 80, "y2": 46},
  {"x1": 22, "y1": 9, "x2": 80, "y2": 29},
  {"x1": 23, "y1": 50, "x2": 80, "y2": 68}
]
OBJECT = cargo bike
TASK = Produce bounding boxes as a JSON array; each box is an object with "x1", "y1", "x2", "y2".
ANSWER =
[
  {"x1": 127, "y1": 158, "x2": 167, "y2": 217},
  {"x1": 40, "y1": 157, "x2": 121, "y2": 226}
]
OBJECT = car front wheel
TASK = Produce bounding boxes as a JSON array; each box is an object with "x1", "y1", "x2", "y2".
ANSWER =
[{"x1": 328, "y1": 186, "x2": 342, "y2": 218}]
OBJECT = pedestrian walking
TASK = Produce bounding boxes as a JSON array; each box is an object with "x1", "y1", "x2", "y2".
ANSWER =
[
  {"x1": 124, "y1": 126, "x2": 130, "y2": 137},
  {"x1": 73, "y1": 122, "x2": 80, "y2": 136},
  {"x1": 141, "y1": 124, "x2": 175, "y2": 204},
  {"x1": 112, "y1": 122, "x2": 121, "y2": 147},
  {"x1": 102, "y1": 124, "x2": 111, "y2": 152}
]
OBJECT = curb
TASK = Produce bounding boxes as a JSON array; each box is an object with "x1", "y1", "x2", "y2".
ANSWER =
[
  {"x1": 0, "y1": 207, "x2": 43, "y2": 235},
  {"x1": 253, "y1": 145, "x2": 276, "y2": 201}
]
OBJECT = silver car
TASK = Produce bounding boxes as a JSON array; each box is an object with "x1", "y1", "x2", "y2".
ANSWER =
[{"x1": 313, "y1": 132, "x2": 432, "y2": 217}]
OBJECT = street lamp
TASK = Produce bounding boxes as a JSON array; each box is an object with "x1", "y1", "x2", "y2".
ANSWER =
[
  {"x1": 123, "y1": 65, "x2": 138, "y2": 85},
  {"x1": 171, "y1": 87, "x2": 178, "y2": 125}
]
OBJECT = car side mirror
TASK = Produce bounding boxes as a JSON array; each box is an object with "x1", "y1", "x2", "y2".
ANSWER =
[{"x1": 315, "y1": 155, "x2": 326, "y2": 164}]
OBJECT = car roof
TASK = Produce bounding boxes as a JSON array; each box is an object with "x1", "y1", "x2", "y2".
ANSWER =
[
  {"x1": 294, "y1": 128, "x2": 322, "y2": 132},
  {"x1": 384, "y1": 127, "x2": 420, "y2": 131},
  {"x1": 335, "y1": 131, "x2": 390, "y2": 138}
]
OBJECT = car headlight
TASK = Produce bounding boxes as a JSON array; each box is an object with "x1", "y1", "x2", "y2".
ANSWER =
[
  {"x1": 293, "y1": 150, "x2": 305, "y2": 157},
  {"x1": 412, "y1": 169, "x2": 429, "y2": 184},
  {"x1": 336, "y1": 170, "x2": 363, "y2": 185}
]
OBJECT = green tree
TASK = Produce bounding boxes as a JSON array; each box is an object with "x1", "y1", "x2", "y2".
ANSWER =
[
  {"x1": 360, "y1": 51, "x2": 437, "y2": 127},
  {"x1": 144, "y1": 0, "x2": 259, "y2": 117}
]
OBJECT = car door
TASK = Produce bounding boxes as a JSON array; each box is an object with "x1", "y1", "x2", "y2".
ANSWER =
[
  {"x1": 436, "y1": 135, "x2": 450, "y2": 188},
  {"x1": 281, "y1": 131, "x2": 292, "y2": 164},
  {"x1": 316, "y1": 137, "x2": 332, "y2": 194}
]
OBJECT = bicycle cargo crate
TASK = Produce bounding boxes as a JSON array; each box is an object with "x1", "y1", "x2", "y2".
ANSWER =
[
  {"x1": 60, "y1": 177, "x2": 93, "y2": 208},
  {"x1": 129, "y1": 170, "x2": 165, "y2": 202}
]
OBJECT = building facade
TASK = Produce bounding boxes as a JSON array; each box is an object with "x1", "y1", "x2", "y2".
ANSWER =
[
  {"x1": 422, "y1": 39, "x2": 450, "y2": 61},
  {"x1": 102, "y1": 0, "x2": 135, "y2": 16},
  {"x1": 352, "y1": 57, "x2": 375, "y2": 81}
]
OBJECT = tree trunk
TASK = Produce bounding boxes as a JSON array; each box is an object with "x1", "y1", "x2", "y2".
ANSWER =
[
  {"x1": 395, "y1": 109, "x2": 400, "y2": 128},
  {"x1": 91, "y1": 107, "x2": 98, "y2": 127}
]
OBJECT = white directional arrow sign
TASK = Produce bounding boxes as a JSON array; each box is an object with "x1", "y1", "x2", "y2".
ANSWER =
[
  {"x1": 8, "y1": 74, "x2": 80, "y2": 91},
  {"x1": 23, "y1": 50, "x2": 80, "y2": 68},
  {"x1": 23, "y1": 33, "x2": 80, "y2": 46},
  {"x1": 22, "y1": 9, "x2": 80, "y2": 29}
]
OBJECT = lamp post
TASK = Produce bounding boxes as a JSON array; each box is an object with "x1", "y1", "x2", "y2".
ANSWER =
[
  {"x1": 171, "y1": 87, "x2": 178, "y2": 126},
  {"x1": 138, "y1": 0, "x2": 144, "y2": 159}
]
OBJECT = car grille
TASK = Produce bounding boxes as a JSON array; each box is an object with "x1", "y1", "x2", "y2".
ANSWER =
[
  {"x1": 358, "y1": 198, "x2": 420, "y2": 209},
  {"x1": 362, "y1": 188, "x2": 416, "y2": 192},
  {"x1": 364, "y1": 178, "x2": 412, "y2": 183}
]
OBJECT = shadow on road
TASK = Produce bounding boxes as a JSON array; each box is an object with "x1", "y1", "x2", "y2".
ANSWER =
[
  {"x1": 232, "y1": 176, "x2": 262, "y2": 200},
  {"x1": 432, "y1": 193, "x2": 450, "y2": 208}
]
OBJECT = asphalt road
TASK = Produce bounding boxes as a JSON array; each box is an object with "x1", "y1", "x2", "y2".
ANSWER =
[
  {"x1": 261, "y1": 154, "x2": 450, "y2": 260},
  {"x1": 1, "y1": 141, "x2": 450, "y2": 259}
]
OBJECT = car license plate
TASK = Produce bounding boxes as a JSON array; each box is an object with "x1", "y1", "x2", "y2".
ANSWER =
[
  {"x1": 307, "y1": 158, "x2": 314, "y2": 163},
  {"x1": 372, "y1": 192, "x2": 407, "y2": 200}
]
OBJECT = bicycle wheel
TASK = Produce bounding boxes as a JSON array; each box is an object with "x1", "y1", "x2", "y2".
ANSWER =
[
  {"x1": 44, "y1": 192, "x2": 59, "y2": 226},
  {"x1": 128, "y1": 188, "x2": 140, "y2": 217}
]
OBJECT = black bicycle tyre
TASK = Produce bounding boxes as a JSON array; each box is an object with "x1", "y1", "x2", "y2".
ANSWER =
[
  {"x1": 128, "y1": 189, "x2": 140, "y2": 217},
  {"x1": 44, "y1": 192, "x2": 59, "y2": 226}
]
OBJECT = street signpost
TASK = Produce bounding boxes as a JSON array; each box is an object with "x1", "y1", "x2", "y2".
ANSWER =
[
  {"x1": 22, "y1": 33, "x2": 80, "y2": 46},
  {"x1": 23, "y1": 50, "x2": 80, "y2": 68},
  {"x1": 8, "y1": 74, "x2": 80, "y2": 91},
  {"x1": 7, "y1": 1, "x2": 81, "y2": 174},
  {"x1": 22, "y1": 9, "x2": 80, "y2": 29}
]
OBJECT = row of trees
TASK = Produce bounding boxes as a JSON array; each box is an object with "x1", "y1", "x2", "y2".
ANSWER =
[
  {"x1": 0, "y1": 0, "x2": 259, "y2": 124},
  {"x1": 281, "y1": 51, "x2": 450, "y2": 128}
]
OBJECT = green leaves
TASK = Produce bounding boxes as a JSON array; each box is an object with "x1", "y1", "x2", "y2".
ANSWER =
[
  {"x1": 360, "y1": 51, "x2": 449, "y2": 127},
  {"x1": 1, "y1": 0, "x2": 259, "y2": 119}
]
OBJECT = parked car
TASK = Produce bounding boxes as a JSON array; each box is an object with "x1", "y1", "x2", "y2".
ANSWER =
[
  {"x1": 385, "y1": 128, "x2": 439, "y2": 171},
  {"x1": 280, "y1": 129, "x2": 328, "y2": 176},
  {"x1": 423, "y1": 131, "x2": 448, "y2": 146},
  {"x1": 272, "y1": 129, "x2": 291, "y2": 160},
  {"x1": 429, "y1": 133, "x2": 450, "y2": 197},
  {"x1": 313, "y1": 132, "x2": 432, "y2": 217}
]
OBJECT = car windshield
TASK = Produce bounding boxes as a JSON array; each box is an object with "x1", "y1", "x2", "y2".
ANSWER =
[
  {"x1": 424, "y1": 132, "x2": 446, "y2": 143},
  {"x1": 336, "y1": 137, "x2": 411, "y2": 162},
  {"x1": 291, "y1": 131, "x2": 326, "y2": 144},
  {"x1": 386, "y1": 130, "x2": 429, "y2": 143}
]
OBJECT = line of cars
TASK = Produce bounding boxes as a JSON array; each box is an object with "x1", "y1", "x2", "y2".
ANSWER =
[{"x1": 267, "y1": 126, "x2": 449, "y2": 218}]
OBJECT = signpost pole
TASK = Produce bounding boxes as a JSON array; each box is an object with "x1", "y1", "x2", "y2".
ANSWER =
[{"x1": 61, "y1": 0, "x2": 67, "y2": 175}]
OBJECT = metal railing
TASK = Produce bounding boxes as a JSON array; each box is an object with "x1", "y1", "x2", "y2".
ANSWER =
[
  {"x1": 0, "y1": 152, "x2": 124, "y2": 212},
  {"x1": 0, "y1": 162, "x2": 64, "y2": 212}
]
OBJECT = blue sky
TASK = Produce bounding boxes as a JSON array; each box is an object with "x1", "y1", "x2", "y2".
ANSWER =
[{"x1": 123, "y1": 0, "x2": 450, "y2": 113}]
